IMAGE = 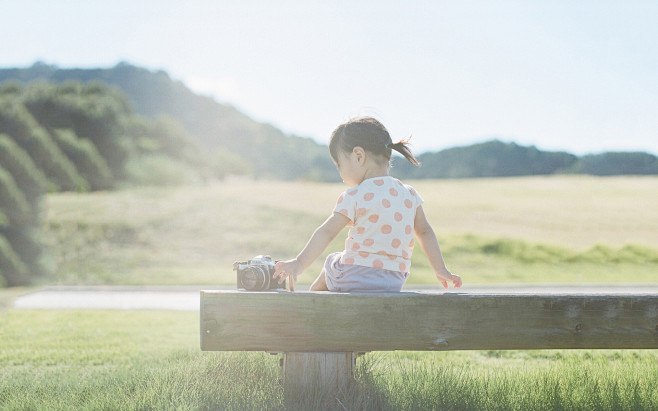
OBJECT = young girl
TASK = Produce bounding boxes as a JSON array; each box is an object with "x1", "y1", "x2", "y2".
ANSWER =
[{"x1": 273, "y1": 116, "x2": 461, "y2": 292}]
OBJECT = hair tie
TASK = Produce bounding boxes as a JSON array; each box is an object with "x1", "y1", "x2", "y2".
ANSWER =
[{"x1": 385, "y1": 143, "x2": 391, "y2": 149}]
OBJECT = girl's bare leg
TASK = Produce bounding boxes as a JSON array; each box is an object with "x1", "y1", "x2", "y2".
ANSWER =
[{"x1": 310, "y1": 269, "x2": 329, "y2": 291}]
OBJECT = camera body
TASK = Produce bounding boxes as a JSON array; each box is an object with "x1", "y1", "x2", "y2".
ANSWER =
[{"x1": 234, "y1": 255, "x2": 285, "y2": 291}]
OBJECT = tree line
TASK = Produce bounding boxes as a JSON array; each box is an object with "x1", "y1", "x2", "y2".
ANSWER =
[{"x1": 391, "y1": 140, "x2": 658, "y2": 179}]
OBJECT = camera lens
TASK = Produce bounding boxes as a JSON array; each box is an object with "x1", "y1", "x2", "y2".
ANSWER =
[{"x1": 240, "y1": 266, "x2": 268, "y2": 291}]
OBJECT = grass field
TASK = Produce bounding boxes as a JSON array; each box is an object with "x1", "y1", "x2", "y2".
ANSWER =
[
  {"x1": 1, "y1": 310, "x2": 657, "y2": 410},
  {"x1": 2, "y1": 176, "x2": 657, "y2": 410},
  {"x1": 43, "y1": 175, "x2": 658, "y2": 286}
]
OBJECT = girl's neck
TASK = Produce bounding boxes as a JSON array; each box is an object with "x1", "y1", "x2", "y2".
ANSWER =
[{"x1": 359, "y1": 163, "x2": 389, "y2": 184}]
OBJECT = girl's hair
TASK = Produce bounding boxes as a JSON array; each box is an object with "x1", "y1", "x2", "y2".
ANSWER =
[{"x1": 329, "y1": 116, "x2": 420, "y2": 166}]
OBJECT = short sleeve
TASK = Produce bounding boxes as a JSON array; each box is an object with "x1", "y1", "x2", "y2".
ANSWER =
[
  {"x1": 414, "y1": 188, "x2": 424, "y2": 208},
  {"x1": 333, "y1": 187, "x2": 359, "y2": 222},
  {"x1": 405, "y1": 184, "x2": 424, "y2": 210}
]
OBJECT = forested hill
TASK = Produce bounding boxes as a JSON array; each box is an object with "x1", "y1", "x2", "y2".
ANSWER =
[
  {"x1": 0, "y1": 62, "x2": 335, "y2": 181},
  {"x1": 1, "y1": 62, "x2": 656, "y2": 180},
  {"x1": 393, "y1": 140, "x2": 658, "y2": 178}
]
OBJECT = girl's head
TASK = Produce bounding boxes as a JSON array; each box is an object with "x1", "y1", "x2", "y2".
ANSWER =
[{"x1": 329, "y1": 116, "x2": 420, "y2": 168}]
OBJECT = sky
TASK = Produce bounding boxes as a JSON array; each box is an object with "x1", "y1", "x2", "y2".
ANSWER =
[{"x1": 1, "y1": 0, "x2": 657, "y2": 155}]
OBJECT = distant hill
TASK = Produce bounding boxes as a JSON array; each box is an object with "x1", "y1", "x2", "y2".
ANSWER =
[
  {"x1": 2, "y1": 62, "x2": 656, "y2": 180},
  {"x1": 393, "y1": 140, "x2": 658, "y2": 179},
  {"x1": 392, "y1": 140, "x2": 576, "y2": 178},
  {"x1": 0, "y1": 62, "x2": 337, "y2": 181}
]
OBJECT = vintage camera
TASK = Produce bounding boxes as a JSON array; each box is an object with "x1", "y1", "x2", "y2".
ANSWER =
[{"x1": 234, "y1": 255, "x2": 285, "y2": 291}]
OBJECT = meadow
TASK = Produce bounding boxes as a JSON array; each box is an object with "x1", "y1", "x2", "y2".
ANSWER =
[
  {"x1": 43, "y1": 175, "x2": 658, "y2": 286},
  {"x1": 1, "y1": 176, "x2": 657, "y2": 410}
]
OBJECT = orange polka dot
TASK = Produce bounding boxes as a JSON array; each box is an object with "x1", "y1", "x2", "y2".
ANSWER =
[
  {"x1": 382, "y1": 199, "x2": 391, "y2": 208},
  {"x1": 409, "y1": 188, "x2": 416, "y2": 196},
  {"x1": 389, "y1": 188, "x2": 398, "y2": 196},
  {"x1": 368, "y1": 214, "x2": 379, "y2": 223},
  {"x1": 374, "y1": 179, "x2": 385, "y2": 186},
  {"x1": 391, "y1": 238, "x2": 401, "y2": 248},
  {"x1": 337, "y1": 195, "x2": 344, "y2": 204},
  {"x1": 377, "y1": 250, "x2": 387, "y2": 255},
  {"x1": 381, "y1": 224, "x2": 392, "y2": 234},
  {"x1": 348, "y1": 189, "x2": 358, "y2": 196},
  {"x1": 352, "y1": 243, "x2": 360, "y2": 251},
  {"x1": 399, "y1": 263, "x2": 407, "y2": 272},
  {"x1": 405, "y1": 199, "x2": 413, "y2": 208},
  {"x1": 402, "y1": 250, "x2": 409, "y2": 259},
  {"x1": 339, "y1": 209, "x2": 349, "y2": 217},
  {"x1": 364, "y1": 192, "x2": 374, "y2": 201},
  {"x1": 405, "y1": 225, "x2": 412, "y2": 234},
  {"x1": 359, "y1": 251, "x2": 370, "y2": 258},
  {"x1": 409, "y1": 238, "x2": 415, "y2": 247},
  {"x1": 388, "y1": 254, "x2": 397, "y2": 260},
  {"x1": 357, "y1": 208, "x2": 367, "y2": 216},
  {"x1": 373, "y1": 259, "x2": 384, "y2": 269},
  {"x1": 363, "y1": 238, "x2": 375, "y2": 246},
  {"x1": 394, "y1": 212, "x2": 403, "y2": 221},
  {"x1": 344, "y1": 257, "x2": 355, "y2": 264},
  {"x1": 357, "y1": 227, "x2": 366, "y2": 234}
]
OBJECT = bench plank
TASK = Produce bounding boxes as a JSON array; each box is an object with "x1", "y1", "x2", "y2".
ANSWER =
[{"x1": 200, "y1": 290, "x2": 658, "y2": 352}]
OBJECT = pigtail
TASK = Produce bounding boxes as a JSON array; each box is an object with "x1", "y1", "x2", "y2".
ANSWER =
[{"x1": 388, "y1": 137, "x2": 421, "y2": 166}]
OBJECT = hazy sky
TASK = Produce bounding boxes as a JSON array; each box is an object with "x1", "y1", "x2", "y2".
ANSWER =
[{"x1": 2, "y1": 0, "x2": 657, "y2": 155}]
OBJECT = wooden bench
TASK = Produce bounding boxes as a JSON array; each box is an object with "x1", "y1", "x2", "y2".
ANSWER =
[{"x1": 200, "y1": 290, "x2": 658, "y2": 390}]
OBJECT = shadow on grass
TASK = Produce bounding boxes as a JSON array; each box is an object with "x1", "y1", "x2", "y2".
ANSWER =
[{"x1": 282, "y1": 351, "x2": 658, "y2": 411}]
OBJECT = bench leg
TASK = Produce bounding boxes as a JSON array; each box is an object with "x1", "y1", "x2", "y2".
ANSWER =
[{"x1": 283, "y1": 352, "x2": 354, "y2": 391}]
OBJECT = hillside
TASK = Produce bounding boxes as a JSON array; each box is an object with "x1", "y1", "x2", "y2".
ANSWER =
[
  {"x1": 1, "y1": 62, "x2": 657, "y2": 182},
  {"x1": 0, "y1": 62, "x2": 336, "y2": 181},
  {"x1": 0, "y1": 81, "x2": 213, "y2": 285},
  {"x1": 393, "y1": 140, "x2": 658, "y2": 178}
]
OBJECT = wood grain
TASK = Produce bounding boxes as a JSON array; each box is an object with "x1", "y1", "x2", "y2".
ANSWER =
[{"x1": 200, "y1": 290, "x2": 658, "y2": 352}]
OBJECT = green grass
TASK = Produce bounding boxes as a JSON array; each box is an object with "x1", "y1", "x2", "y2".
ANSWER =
[
  {"x1": 0, "y1": 310, "x2": 281, "y2": 410},
  {"x1": 1, "y1": 310, "x2": 657, "y2": 410},
  {"x1": 408, "y1": 234, "x2": 658, "y2": 284},
  {"x1": 42, "y1": 176, "x2": 658, "y2": 286}
]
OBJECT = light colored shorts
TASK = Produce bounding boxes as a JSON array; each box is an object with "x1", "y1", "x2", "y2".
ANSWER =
[{"x1": 323, "y1": 252, "x2": 409, "y2": 292}]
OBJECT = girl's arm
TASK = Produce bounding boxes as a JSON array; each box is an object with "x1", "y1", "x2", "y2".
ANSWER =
[
  {"x1": 273, "y1": 212, "x2": 350, "y2": 283},
  {"x1": 414, "y1": 205, "x2": 462, "y2": 288}
]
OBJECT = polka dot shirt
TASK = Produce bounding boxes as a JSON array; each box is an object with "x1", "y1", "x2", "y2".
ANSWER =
[{"x1": 334, "y1": 176, "x2": 423, "y2": 273}]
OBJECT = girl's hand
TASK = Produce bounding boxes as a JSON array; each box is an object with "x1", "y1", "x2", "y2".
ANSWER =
[
  {"x1": 273, "y1": 259, "x2": 304, "y2": 285},
  {"x1": 436, "y1": 268, "x2": 462, "y2": 289}
]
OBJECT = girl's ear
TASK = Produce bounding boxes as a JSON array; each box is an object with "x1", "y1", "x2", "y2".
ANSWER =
[{"x1": 352, "y1": 146, "x2": 366, "y2": 165}]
